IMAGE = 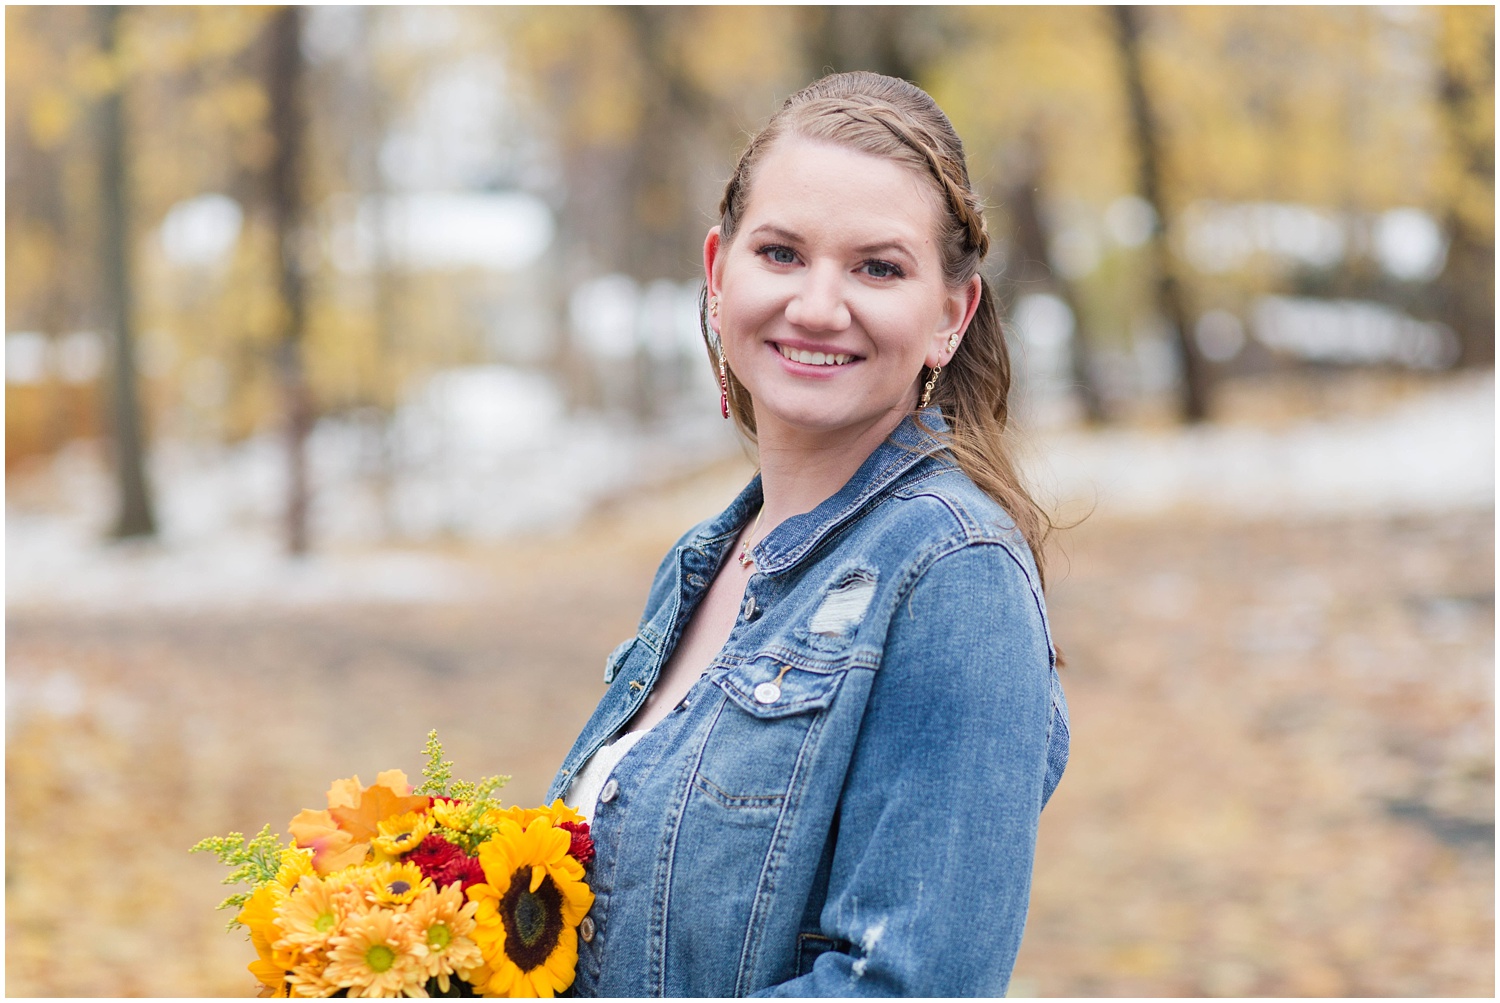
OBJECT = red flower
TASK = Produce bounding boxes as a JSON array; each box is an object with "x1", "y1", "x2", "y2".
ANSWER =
[
  {"x1": 409, "y1": 834, "x2": 486, "y2": 892},
  {"x1": 558, "y1": 820, "x2": 595, "y2": 867}
]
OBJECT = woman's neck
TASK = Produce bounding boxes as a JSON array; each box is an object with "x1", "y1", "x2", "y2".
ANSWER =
[{"x1": 751, "y1": 404, "x2": 910, "y2": 532}]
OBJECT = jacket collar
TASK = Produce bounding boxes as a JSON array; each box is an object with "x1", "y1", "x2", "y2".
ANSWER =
[{"x1": 694, "y1": 409, "x2": 952, "y2": 575}]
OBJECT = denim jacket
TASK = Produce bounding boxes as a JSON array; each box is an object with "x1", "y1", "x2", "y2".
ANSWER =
[{"x1": 548, "y1": 412, "x2": 1069, "y2": 997}]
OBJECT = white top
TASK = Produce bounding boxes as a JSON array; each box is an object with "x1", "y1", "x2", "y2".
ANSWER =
[{"x1": 565, "y1": 729, "x2": 649, "y2": 825}]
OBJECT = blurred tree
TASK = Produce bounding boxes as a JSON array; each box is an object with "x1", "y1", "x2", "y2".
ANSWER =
[
  {"x1": 265, "y1": 6, "x2": 312, "y2": 555},
  {"x1": 1433, "y1": 5, "x2": 1495, "y2": 367},
  {"x1": 503, "y1": 6, "x2": 804, "y2": 417},
  {"x1": 1002, "y1": 131, "x2": 1109, "y2": 424},
  {"x1": 802, "y1": 6, "x2": 923, "y2": 81},
  {"x1": 1111, "y1": 5, "x2": 1210, "y2": 423},
  {"x1": 95, "y1": 5, "x2": 156, "y2": 538}
]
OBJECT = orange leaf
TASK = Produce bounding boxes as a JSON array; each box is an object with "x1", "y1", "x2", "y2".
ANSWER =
[{"x1": 327, "y1": 783, "x2": 430, "y2": 844}]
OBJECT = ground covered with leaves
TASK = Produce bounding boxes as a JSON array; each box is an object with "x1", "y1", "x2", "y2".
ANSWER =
[{"x1": 7, "y1": 454, "x2": 1492, "y2": 996}]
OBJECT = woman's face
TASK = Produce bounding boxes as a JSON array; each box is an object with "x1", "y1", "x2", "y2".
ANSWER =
[{"x1": 704, "y1": 137, "x2": 979, "y2": 447}]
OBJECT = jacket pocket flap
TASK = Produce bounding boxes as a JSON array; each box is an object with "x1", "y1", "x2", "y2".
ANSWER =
[
  {"x1": 715, "y1": 659, "x2": 843, "y2": 719},
  {"x1": 602, "y1": 638, "x2": 636, "y2": 684}
]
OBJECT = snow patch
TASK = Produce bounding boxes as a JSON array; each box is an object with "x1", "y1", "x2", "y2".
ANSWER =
[{"x1": 1029, "y1": 374, "x2": 1493, "y2": 519}]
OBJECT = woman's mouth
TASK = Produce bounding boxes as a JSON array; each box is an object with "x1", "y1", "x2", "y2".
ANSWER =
[{"x1": 776, "y1": 344, "x2": 856, "y2": 366}]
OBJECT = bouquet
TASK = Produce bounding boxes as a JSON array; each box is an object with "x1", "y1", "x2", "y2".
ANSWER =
[{"x1": 192, "y1": 733, "x2": 594, "y2": 998}]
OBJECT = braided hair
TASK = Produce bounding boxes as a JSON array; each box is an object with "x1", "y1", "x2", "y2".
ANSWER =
[{"x1": 702, "y1": 71, "x2": 1053, "y2": 584}]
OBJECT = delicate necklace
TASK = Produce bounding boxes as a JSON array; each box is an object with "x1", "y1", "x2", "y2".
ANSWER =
[{"x1": 737, "y1": 506, "x2": 766, "y2": 569}]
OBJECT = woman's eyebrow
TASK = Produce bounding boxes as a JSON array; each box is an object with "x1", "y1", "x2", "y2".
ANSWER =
[
  {"x1": 747, "y1": 224, "x2": 918, "y2": 261},
  {"x1": 852, "y1": 240, "x2": 917, "y2": 259},
  {"x1": 746, "y1": 224, "x2": 803, "y2": 244}
]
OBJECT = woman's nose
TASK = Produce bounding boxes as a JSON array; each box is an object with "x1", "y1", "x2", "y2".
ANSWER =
[{"x1": 784, "y1": 264, "x2": 850, "y2": 331}]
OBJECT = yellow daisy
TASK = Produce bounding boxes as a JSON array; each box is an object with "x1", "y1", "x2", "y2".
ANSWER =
[
  {"x1": 467, "y1": 818, "x2": 593, "y2": 998},
  {"x1": 324, "y1": 909, "x2": 428, "y2": 998},
  {"x1": 407, "y1": 882, "x2": 484, "y2": 994},
  {"x1": 373, "y1": 811, "x2": 433, "y2": 858}
]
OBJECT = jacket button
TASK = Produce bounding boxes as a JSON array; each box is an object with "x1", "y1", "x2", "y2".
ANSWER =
[
  {"x1": 743, "y1": 596, "x2": 759, "y2": 620},
  {"x1": 598, "y1": 778, "x2": 619, "y2": 804},
  {"x1": 753, "y1": 682, "x2": 781, "y2": 704},
  {"x1": 579, "y1": 916, "x2": 596, "y2": 943}
]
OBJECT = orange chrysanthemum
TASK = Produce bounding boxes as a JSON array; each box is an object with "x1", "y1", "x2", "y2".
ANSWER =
[
  {"x1": 323, "y1": 909, "x2": 427, "y2": 998},
  {"x1": 407, "y1": 882, "x2": 484, "y2": 993}
]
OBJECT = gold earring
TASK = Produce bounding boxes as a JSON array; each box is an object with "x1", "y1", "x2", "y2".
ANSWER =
[
  {"x1": 920, "y1": 366, "x2": 941, "y2": 409},
  {"x1": 719, "y1": 353, "x2": 731, "y2": 420},
  {"x1": 947, "y1": 332, "x2": 959, "y2": 353},
  {"x1": 710, "y1": 297, "x2": 719, "y2": 318}
]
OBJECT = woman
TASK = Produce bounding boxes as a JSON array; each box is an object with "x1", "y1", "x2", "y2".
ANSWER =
[{"x1": 549, "y1": 71, "x2": 1068, "y2": 997}]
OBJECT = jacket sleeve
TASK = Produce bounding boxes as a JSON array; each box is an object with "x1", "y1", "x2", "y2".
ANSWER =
[{"x1": 754, "y1": 541, "x2": 1057, "y2": 997}]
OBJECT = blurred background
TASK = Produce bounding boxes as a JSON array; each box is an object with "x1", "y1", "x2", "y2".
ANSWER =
[{"x1": 5, "y1": 5, "x2": 1493, "y2": 996}]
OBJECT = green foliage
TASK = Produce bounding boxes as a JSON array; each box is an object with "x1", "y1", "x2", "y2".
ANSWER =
[
  {"x1": 415, "y1": 729, "x2": 455, "y2": 796},
  {"x1": 415, "y1": 730, "x2": 511, "y2": 853},
  {"x1": 436, "y1": 774, "x2": 512, "y2": 855},
  {"x1": 188, "y1": 824, "x2": 290, "y2": 928}
]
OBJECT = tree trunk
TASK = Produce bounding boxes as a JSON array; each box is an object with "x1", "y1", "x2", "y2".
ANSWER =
[
  {"x1": 96, "y1": 5, "x2": 156, "y2": 539},
  {"x1": 1434, "y1": 8, "x2": 1495, "y2": 368},
  {"x1": 1004, "y1": 135, "x2": 1109, "y2": 424},
  {"x1": 266, "y1": 6, "x2": 313, "y2": 555},
  {"x1": 803, "y1": 6, "x2": 923, "y2": 82},
  {"x1": 1111, "y1": 5, "x2": 1210, "y2": 423}
]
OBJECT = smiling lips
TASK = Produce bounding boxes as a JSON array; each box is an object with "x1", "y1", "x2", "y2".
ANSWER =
[{"x1": 777, "y1": 343, "x2": 857, "y2": 367}]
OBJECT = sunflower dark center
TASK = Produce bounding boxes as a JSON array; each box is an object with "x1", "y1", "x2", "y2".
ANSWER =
[
  {"x1": 389, "y1": 880, "x2": 411, "y2": 896},
  {"x1": 499, "y1": 867, "x2": 564, "y2": 972},
  {"x1": 395, "y1": 832, "x2": 412, "y2": 843}
]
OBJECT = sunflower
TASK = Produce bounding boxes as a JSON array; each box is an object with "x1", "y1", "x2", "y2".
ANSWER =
[
  {"x1": 368, "y1": 861, "x2": 430, "y2": 907},
  {"x1": 490, "y1": 799, "x2": 584, "y2": 832},
  {"x1": 373, "y1": 811, "x2": 433, "y2": 859},
  {"x1": 407, "y1": 882, "x2": 484, "y2": 993},
  {"x1": 467, "y1": 818, "x2": 593, "y2": 998},
  {"x1": 323, "y1": 908, "x2": 428, "y2": 998}
]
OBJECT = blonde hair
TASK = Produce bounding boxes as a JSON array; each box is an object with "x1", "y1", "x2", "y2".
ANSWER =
[{"x1": 702, "y1": 71, "x2": 1054, "y2": 585}]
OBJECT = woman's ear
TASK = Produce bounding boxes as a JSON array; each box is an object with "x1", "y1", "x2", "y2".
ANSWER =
[
  {"x1": 703, "y1": 228, "x2": 724, "y2": 293},
  {"x1": 928, "y1": 273, "x2": 983, "y2": 367},
  {"x1": 703, "y1": 227, "x2": 726, "y2": 334}
]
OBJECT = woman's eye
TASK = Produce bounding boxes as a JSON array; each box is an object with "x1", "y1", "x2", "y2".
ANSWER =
[
  {"x1": 761, "y1": 245, "x2": 797, "y2": 265},
  {"x1": 863, "y1": 260, "x2": 903, "y2": 279}
]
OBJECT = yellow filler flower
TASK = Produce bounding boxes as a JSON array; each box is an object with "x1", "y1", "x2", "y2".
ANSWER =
[{"x1": 468, "y1": 817, "x2": 594, "y2": 998}]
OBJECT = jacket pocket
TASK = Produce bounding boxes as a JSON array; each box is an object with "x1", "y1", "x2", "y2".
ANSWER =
[
  {"x1": 714, "y1": 658, "x2": 844, "y2": 720},
  {"x1": 691, "y1": 658, "x2": 844, "y2": 809}
]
